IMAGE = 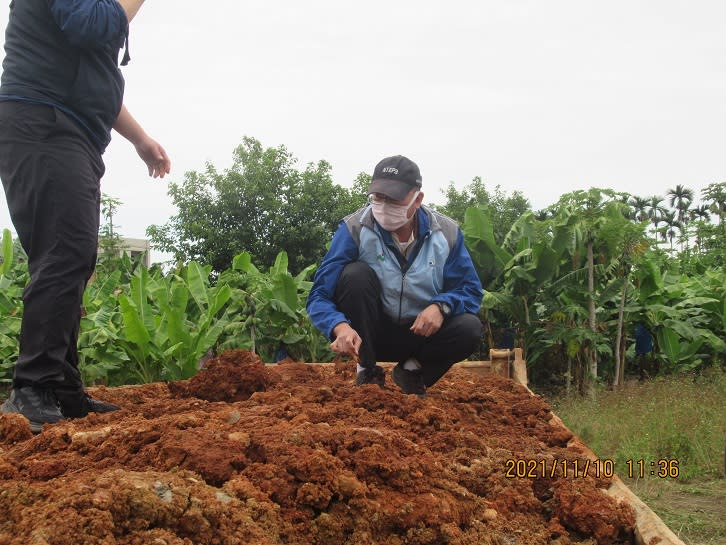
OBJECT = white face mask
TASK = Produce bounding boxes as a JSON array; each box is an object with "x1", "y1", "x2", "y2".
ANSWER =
[{"x1": 371, "y1": 191, "x2": 420, "y2": 231}]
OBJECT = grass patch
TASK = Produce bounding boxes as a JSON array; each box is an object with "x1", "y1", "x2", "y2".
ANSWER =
[
  {"x1": 627, "y1": 478, "x2": 726, "y2": 545},
  {"x1": 551, "y1": 367, "x2": 726, "y2": 481},
  {"x1": 551, "y1": 368, "x2": 726, "y2": 545}
]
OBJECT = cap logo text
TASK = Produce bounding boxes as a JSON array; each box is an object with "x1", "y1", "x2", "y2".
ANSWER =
[{"x1": 382, "y1": 167, "x2": 399, "y2": 175}]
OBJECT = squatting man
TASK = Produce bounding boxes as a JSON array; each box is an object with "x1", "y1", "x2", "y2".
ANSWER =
[{"x1": 306, "y1": 155, "x2": 483, "y2": 397}]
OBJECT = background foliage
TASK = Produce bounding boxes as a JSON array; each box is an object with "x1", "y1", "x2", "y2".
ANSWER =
[
  {"x1": 1, "y1": 139, "x2": 725, "y2": 394},
  {"x1": 146, "y1": 136, "x2": 368, "y2": 275}
]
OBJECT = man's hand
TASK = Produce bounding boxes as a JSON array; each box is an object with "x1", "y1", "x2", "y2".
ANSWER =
[
  {"x1": 113, "y1": 104, "x2": 171, "y2": 178},
  {"x1": 410, "y1": 304, "x2": 444, "y2": 337},
  {"x1": 135, "y1": 137, "x2": 171, "y2": 178},
  {"x1": 330, "y1": 322, "x2": 362, "y2": 357}
]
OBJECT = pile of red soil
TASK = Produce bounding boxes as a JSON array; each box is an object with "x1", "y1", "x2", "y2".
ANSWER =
[{"x1": 0, "y1": 350, "x2": 635, "y2": 545}]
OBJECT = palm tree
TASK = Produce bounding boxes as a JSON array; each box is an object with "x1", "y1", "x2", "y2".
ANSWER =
[
  {"x1": 533, "y1": 208, "x2": 552, "y2": 221},
  {"x1": 667, "y1": 185, "x2": 694, "y2": 251},
  {"x1": 689, "y1": 204, "x2": 711, "y2": 254},
  {"x1": 659, "y1": 210, "x2": 681, "y2": 251},
  {"x1": 667, "y1": 184, "x2": 695, "y2": 221},
  {"x1": 690, "y1": 204, "x2": 711, "y2": 222},
  {"x1": 628, "y1": 195, "x2": 649, "y2": 223},
  {"x1": 646, "y1": 196, "x2": 666, "y2": 244}
]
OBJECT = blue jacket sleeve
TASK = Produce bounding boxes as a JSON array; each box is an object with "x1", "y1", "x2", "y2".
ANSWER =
[
  {"x1": 306, "y1": 221, "x2": 360, "y2": 340},
  {"x1": 433, "y1": 230, "x2": 483, "y2": 316},
  {"x1": 49, "y1": 0, "x2": 128, "y2": 49}
]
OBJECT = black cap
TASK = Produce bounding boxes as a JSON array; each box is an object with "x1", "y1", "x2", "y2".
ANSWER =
[{"x1": 367, "y1": 155, "x2": 422, "y2": 201}]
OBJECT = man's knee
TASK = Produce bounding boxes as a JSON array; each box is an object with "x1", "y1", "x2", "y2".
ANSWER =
[
  {"x1": 456, "y1": 313, "x2": 483, "y2": 346},
  {"x1": 339, "y1": 261, "x2": 376, "y2": 284},
  {"x1": 336, "y1": 262, "x2": 380, "y2": 300}
]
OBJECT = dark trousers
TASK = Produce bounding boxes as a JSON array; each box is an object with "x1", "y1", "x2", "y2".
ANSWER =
[
  {"x1": 334, "y1": 261, "x2": 483, "y2": 387},
  {"x1": 0, "y1": 101, "x2": 104, "y2": 390}
]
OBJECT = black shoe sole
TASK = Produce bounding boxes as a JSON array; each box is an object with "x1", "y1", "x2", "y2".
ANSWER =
[
  {"x1": 392, "y1": 366, "x2": 426, "y2": 398},
  {"x1": 1, "y1": 399, "x2": 61, "y2": 434},
  {"x1": 354, "y1": 367, "x2": 386, "y2": 388}
]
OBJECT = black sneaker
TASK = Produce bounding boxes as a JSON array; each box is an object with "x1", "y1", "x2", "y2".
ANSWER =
[
  {"x1": 392, "y1": 364, "x2": 426, "y2": 398},
  {"x1": 0, "y1": 387, "x2": 64, "y2": 433},
  {"x1": 55, "y1": 389, "x2": 120, "y2": 418},
  {"x1": 355, "y1": 366, "x2": 386, "y2": 388}
]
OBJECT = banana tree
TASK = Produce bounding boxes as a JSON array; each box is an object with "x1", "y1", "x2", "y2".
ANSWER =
[
  {"x1": 116, "y1": 262, "x2": 232, "y2": 382},
  {"x1": 596, "y1": 205, "x2": 649, "y2": 387},
  {"x1": 547, "y1": 189, "x2": 639, "y2": 395},
  {"x1": 0, "y1": 229, "x2": 26, "y2": 383},
  {"x1": 463, "y1": 205, "x2": 578, "y2": 357},
  {"x1": 635, "y1": 259, "x2": 726, "y2": 372},
  {"x1": 217, "y1": 251, "x2": 331, "y2": 363},
  {"x1": 78, "y1": 267, "x2": 129, "y2": 384}
]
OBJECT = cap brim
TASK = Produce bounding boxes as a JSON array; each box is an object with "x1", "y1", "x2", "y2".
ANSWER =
[{"x1": 367, "y1": 178, "x2": 418, "y2": 201}]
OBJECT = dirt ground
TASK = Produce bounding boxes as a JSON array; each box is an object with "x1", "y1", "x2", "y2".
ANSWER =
[{"x1": 0, "y1": 350, "x2": 637, "y2": 545}]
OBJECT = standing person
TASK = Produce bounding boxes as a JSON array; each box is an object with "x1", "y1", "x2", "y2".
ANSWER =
[
  {"x1": 634, "y1": 322, "x2": 656, "y2": 381},
  {"x1": 0, "y1": 0, "x2": 171, "y2": 432},
  {"x1": 306, "y1": 155, "x2": 483, "y2": 397}
]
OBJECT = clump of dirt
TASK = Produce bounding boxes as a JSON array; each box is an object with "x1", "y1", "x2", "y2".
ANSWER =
[
  {"x1": 0, "y1": 350, "x2": 635, "y2": 545},
  {"x1": 168, "y1": 349, "x2": 281, "y2": 402}
]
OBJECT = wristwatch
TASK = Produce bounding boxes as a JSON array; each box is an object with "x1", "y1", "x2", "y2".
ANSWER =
[{"x1": 434, "y1": 301, "x2": 452, "y2": 318}]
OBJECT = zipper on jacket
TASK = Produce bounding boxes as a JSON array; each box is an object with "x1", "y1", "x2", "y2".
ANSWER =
[
  {"x1": 377, "y1": 225, "x2": 432, "y2": 323},
  {"x1": 395, "y1": 231, "x2": 431, "y2": 322},
  {"x1": 398, "y1": 272, "x2": 406, "y2": 323}
]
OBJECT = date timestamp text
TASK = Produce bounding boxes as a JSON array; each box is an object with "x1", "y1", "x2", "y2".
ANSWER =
[{"x1": 504, "y1": 458, "x2": 680, "y2": 479}]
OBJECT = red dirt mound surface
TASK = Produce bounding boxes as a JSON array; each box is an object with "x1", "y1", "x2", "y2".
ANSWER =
[{"x1": 0, "y1": 350, "x2": 635, "y2": 545}]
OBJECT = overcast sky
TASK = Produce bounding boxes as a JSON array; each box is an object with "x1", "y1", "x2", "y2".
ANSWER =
[{"x1": 1, "y1": 1, "x2": 724, "y2": 262}]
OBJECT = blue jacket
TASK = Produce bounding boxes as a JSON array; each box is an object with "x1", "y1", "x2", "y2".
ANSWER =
[
  {"x1": 307, "y1": 205, "x2": 483, "y2": 339},
  {"x1": 0, "y1": 0, "x2": 129, "y2": 151}
]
